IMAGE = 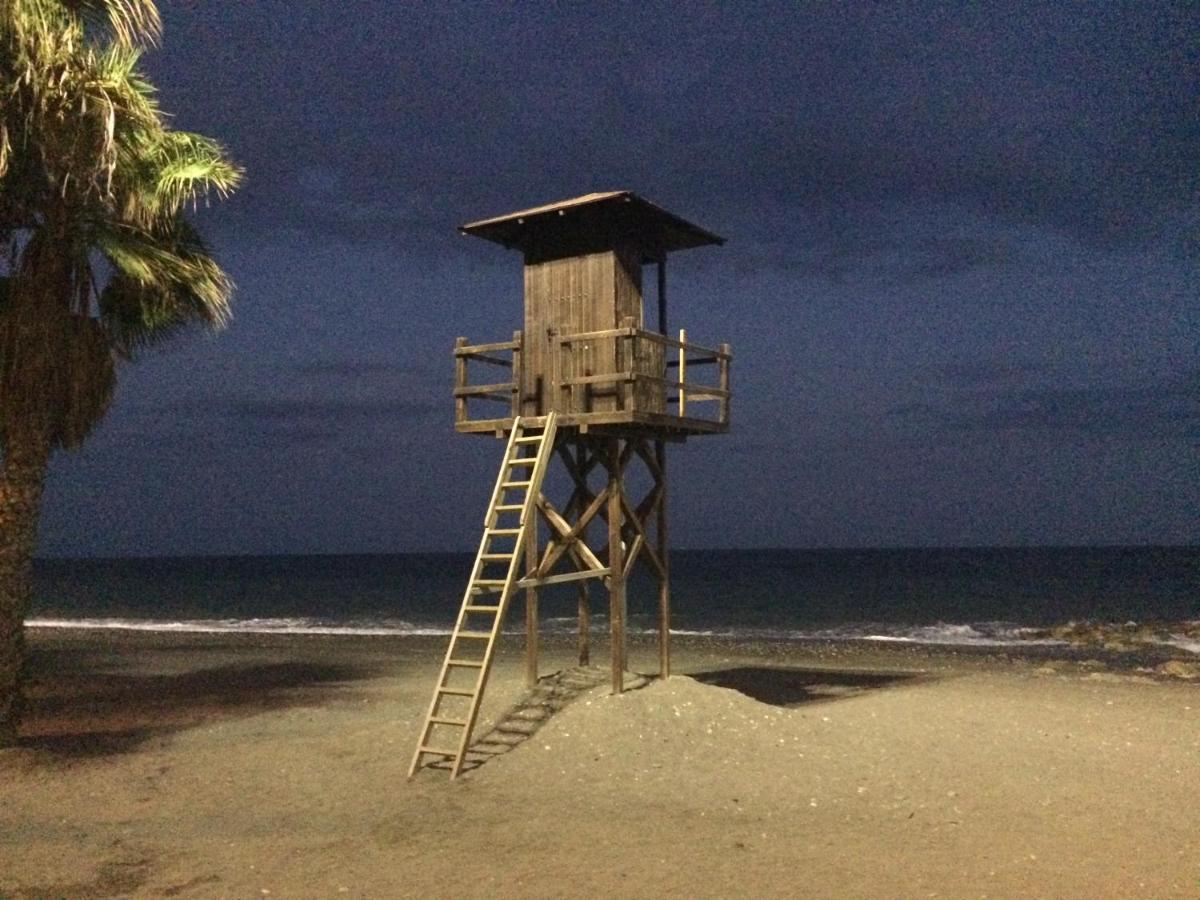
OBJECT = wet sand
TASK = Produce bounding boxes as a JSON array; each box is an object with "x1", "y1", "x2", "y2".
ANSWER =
[{"x1": 1, "y1": 628, "x2": 1198, "y2": 898}]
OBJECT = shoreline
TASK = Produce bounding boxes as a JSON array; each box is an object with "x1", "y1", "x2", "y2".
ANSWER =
[
  {"x1": 3, "y1": 628, "x2": 1199, "y2": 897},
  {"x1": 24, "y1": 615, "x2": 1200, "y2": 660}
]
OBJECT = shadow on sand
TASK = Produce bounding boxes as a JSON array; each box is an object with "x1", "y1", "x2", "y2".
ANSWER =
[
  {"x1": 422, "y1": 665, "x2": 648, "y2": 776},
  {"x1": 688, "y1": 666, "x2": 929, "y2": 707},
  {"x1": 19, "y1": 645, "x2": 379, "y2": 760},
  {"x1": 419, "y1": 665, "x2": 927, "y2": 775}
]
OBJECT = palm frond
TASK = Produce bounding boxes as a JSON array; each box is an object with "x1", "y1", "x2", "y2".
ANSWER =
[
  {"x1": 62, "y1": 0, "x2": 161, "y2": 47},
  {"x1": 95, "y1": 217, "x2": 233, "y2": 354},
  {"x1": 1, "y1": 0, "x2": 239, "y2": 447},
  {"x1": 144, "y1": 131, "x2": 243, "y2": 215}
]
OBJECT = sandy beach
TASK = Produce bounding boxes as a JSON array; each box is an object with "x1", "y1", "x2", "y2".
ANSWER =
[{"x1": 1, "y1": 628, "x2": 1197, "y2": 898}]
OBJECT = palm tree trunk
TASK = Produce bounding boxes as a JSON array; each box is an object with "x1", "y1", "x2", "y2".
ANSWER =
[{"x1": 0, "y1": 426, "x2": 50, "y2": 746}]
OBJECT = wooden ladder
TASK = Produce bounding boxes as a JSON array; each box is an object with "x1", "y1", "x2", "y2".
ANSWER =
[{"x1": 408, "y1": 413, "x2": 559, "y2": 779}]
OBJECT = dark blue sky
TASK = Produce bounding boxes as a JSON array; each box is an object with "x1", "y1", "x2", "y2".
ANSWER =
[{"x1": 40, "y1": 1, "x2": 1198, "y2": 556}]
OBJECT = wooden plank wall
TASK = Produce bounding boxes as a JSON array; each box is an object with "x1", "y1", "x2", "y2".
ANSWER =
[{"x1": 524, "y1": 249, "x2": 646, "y2": 416}]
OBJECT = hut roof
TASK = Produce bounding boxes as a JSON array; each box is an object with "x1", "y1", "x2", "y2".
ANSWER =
[{"x1": 459, "y1": 191, "x2": 724, "y2": 257}]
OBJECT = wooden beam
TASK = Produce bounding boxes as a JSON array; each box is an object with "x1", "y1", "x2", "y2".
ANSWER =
[
  {"x1": 511, "y1": 330, "x2": 523, "y2": 419},
  {"x1": 453, "y1": 382, "x2": 517, "y2": 397},
  {"x1": 577, "y1": 580, "x2": 590, "y2": 666},
  {"x1": 574, "y1": 442, "x2": 592, "y2": 668},
  {"x1": 524, "y1": 496, "x2": 539, "y2": 687},
  {"x1": 560, "y1": 372, "x2": 637, "y2": 387},
  {"x1": 657, "y1": 257, "x2": 666, "y2": 336},
  {"x1": 556, "y1": 325, "x2": 638, "y2": 343},
  {"x1": 678, "y1": 329, "x2": 687, "y2": 417},
  {"x1": 517, "y1": 567, "x2": 610, "y2": 589},
  {"x1": 622, "y1": 534, "x2": 644, "y2": 580},
  {"x1": 607, "y1": 438, "x2": 625, "y2": 694},
  {"x1": 719, "y1": 342, "x2": 731, "y2": 426},
  {"x1": 454, "y1": 337, "x2": 469, "y2": 424},
  {"x1": 656, "y1": 440, "x2": 670, "y2": 678},
  {"x1": 535, "y1": 491, "x2": 607, "y2": 576},
  {"x1": 618, "y1": 488, "x2": 666, "y2": 579},
  {"x1": 454, "y1": 338, "x2": 521, "y2": 354},
  {"x1": 634, "y1": 441, "x2": 663, "y2": 481},
  {"x1": 458, "y1": 352, "x2": 512, "y2": 368},
  {"x1": 634, "y1": 330, "x2": 729, "y2": 358}
]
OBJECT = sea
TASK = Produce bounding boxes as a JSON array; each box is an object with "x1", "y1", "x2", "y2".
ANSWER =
[{"x1": 28, "y1": 547, "x2": 1200, "y2": 655}]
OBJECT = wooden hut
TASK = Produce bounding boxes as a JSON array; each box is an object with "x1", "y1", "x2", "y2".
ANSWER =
[{"x1": 412, "y1": 191, "x2": 730, "y2": 778}]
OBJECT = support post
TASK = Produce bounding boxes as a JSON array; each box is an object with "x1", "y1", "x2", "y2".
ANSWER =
[
  {"x1": 657, "y1": 257, "x2": 667, "y2": 335},
  {"x1": 454, "y1": 337, "x2": 468, "y2": 424},
  {"x1": 678, "y1": 328, "x2": 688, "y2": 417},
  {"x1": 575, "y1": 442, "x2": 591, "y2": 667},
  {"x1": 620, "y1": 316, "x2": 635, "y2": 412},
  {"x1": 577, "y1": 582, "x2": 590, "y2": 666},
  {"x1": 606, "y1": 438, "x2": 626, "y2": 694},
  {"x1": 511, "y1": 330, "x2": 523, "y2": 419},
  {"x1": 655, "y1": 440, "x2": 670, "y2": 678},
  {"x1": 524, "y1": 499, "x2": 539, "y2": 687},
  {"x1": 718, "y1": 342, "x2": 731, "y2": 426}
]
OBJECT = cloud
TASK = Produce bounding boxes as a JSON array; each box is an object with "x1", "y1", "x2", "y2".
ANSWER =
[
  {"x1": 893, "y1": 371, "x2": 1200, "y2": 440},
  {"x1": 112, "y1": 392, "x2": 443, "y2": 454},
  {"x1": 897, "y1": 237, "x2": 1014, "y2": 283},
  {"x1": 229, "y1": 397, "x2": 441, "y2": 424},
  {"x1": 925, "y1": 360, "x2": 1043, "y2": 389},
  {"x1": 290, "y1": 360, "x2": 424, "y2": 379},
  {"x1": 794, "y1": 233, "x2": 1015, "y2": 286}
]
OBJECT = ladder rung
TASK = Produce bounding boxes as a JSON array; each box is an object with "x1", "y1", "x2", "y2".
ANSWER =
[{"x1": 412, "y1": 411, "x2": 558, "y2": 782}]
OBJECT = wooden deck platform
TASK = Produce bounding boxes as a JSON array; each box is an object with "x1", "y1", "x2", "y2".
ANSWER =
[
  {"x1": 453, "y1": 325, "x2": 731, "y2": 440},
  {"x1": 455, "y1": 410, "x2": 728, "y2": 439}
]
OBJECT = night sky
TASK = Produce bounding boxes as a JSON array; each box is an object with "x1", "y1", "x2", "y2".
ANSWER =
[{"x1": 39, "y1": 1, "x2": 1198, "y2": 557}]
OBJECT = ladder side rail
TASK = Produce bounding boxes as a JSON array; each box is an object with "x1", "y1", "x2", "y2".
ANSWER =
[
  {"x1": 450, "y1": 412, "x2": 557, "y2": 778},
  {"x1": 450, "y1": 540, "x2": 521, "y2": 778},
  {"x1": 521, "y1": 413, "x2": 558, "y2": 528},
  {"x1": 409, "y1": 419, "x2": 523, "y2": 778},
  {"x1": 407, "y1": 523, "x2": 494, "y2": 777},
  {"x1": 483, "y1": 417, "x2": 522, "y2": 528}
]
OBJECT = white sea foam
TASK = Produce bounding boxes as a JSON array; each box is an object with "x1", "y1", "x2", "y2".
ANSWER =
[
  {"x1": 25, "y1": 616, "x2": 1198, "y2": 653},
  {"x1": 663, "y1": 621, "x2": 1068, "y2": 649},
  {"x1": 1162, "y1": 636, "x2": 1200, "y2": 655},
  {"x1": 856, "y1": 622, "x2": 1066, "y2": 648},
  {"x1": 26, "y1": 617, "x2": 451, "y2": 637}
]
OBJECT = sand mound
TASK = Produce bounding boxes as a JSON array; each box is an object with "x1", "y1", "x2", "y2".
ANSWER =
[{"x1": 473, "y1": 674, "x2": 802, "y2": 792}]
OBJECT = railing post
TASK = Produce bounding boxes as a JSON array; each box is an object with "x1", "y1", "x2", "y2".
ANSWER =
[
  {"x1": 511, "y1": 330, "x2": 522, "y2": 419},
  {"x1": 620, "y1": 316, "x2": 635, "y2": 411},
  {"x1": 718, "y1": 342, "x2": 731, "y2": 426},
  {"x1": 558, "y1": 332, "x2": 570, "y2": 414},
  {"x1": 454, "y1": 336, "x2": 468, "y2": 424},
  {"x1": 677, "y1": 328, "x2": 687, "y2": 418}
]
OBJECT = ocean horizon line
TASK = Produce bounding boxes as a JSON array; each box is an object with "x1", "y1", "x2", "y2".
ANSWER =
[{"x1": 35, "y1": 542, "x2": 1200, "y2": 563}]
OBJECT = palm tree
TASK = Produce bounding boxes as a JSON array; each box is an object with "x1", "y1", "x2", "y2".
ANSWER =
[{"x1": 0, "y1": 0, "x2": 242, "y2": 744}]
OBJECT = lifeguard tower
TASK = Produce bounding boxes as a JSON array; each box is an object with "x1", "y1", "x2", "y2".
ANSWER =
[{"x1": 410, "y1": 192, "x2": 730, "y2": 778}]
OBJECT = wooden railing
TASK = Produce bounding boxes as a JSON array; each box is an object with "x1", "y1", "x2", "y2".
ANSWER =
[
  {"x1": 453, "y1": 331, "x2": 521, "y2": 424},
  {"x1": 557, "y1": 320, "x2": 731, "y2": 426},
  {"x1": 453, "y1": 322, "x2": 731, "y2": 428}
]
